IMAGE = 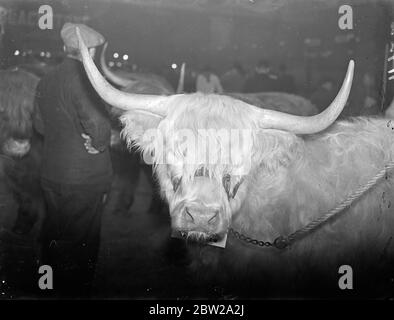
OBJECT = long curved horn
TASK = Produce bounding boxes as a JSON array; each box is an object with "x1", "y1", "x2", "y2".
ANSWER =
[
  {"x1": 259, "y1": 60, "x2": 354, "y2": 134},
  {"x1": 77, "y1": 27, "x2": 168, "y2": 115},
  {"x1": 176, "y1": 62, "x2": 185, "y2": 94},
  {"x1": 100, "y1": 42, "x2": 136, "y2": 88}
]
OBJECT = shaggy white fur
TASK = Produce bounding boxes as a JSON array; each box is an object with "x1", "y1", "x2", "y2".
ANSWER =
[{"x1": 120, "y1": 93, "x2": 394, "y2": 277}]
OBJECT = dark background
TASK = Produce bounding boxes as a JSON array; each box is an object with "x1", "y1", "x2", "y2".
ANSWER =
[{"x1": 0, "y1": 0, "x2": 392, "y2": 97}]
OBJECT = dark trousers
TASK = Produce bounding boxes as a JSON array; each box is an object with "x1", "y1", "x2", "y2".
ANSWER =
[{"x1": 39, "y1": 180, "x2": 108, "y2": 298}]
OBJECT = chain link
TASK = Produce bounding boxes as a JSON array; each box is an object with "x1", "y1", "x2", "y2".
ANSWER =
[{"x1": 229, "y1": 228, "x2": 273, "y2": 247}]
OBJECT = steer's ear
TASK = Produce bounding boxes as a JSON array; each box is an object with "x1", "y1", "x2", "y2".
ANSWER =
[{"x1": 119, "y1": 110, "x2": 163, "y2": 152}]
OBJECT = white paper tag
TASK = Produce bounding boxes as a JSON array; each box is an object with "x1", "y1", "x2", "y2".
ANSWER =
[{"x1": 171, "y1": 231, "x2": 228, "y2": 248}]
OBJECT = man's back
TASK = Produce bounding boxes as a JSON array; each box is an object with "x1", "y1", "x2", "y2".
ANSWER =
[{"x1": 36, "y1": 57, "x2": 112, "y2": 186}]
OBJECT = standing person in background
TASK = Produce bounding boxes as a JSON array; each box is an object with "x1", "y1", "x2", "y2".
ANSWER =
[
  {"x1": 243, "y1": 59, "x2": 277, "y2": 93},
  {"x1": 221, "y1": 61, "x2": 246, "y2": 92},
  {"x1": 196, "y1": 65, "x2": 223, "y2": 94},
  {"x1": 34, "y1": 23, "x2": 112, "y2": 298}
]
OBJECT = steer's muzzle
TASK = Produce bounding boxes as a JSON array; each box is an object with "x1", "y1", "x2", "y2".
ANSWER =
[
  {"x1": 173, "y1": 202, "x2": 227, "y2": 243},
  {"x1": 183, "y1": 205, "x2": 220, "y2": 229}
]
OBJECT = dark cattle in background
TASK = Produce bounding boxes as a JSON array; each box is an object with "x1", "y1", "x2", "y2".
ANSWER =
[{"x1": 0, "y1": 69, "x2": 44, "y2": 235}]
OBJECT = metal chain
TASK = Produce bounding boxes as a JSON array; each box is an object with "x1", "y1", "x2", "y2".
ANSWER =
[
  {"x1": 228, "y1": 228, "x2": 273, "y2": 247},
  {"x1": 229, "y1": 160, "x2": 394, "y2": 250}
]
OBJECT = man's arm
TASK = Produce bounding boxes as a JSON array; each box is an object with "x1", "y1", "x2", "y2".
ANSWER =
[{"x1": 71, "y1": 76, "x2": 111, "y2": 152}]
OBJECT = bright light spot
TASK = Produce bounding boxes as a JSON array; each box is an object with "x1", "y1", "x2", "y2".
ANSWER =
[
  {"x1": 123, "y1": 54, "x2": 128, "y2": 61},
  {"x1": 40, "y1": 51, "x2": 45, "y2": 57},
  {"x1": 14, "y1": 50, "x2": 20, "y2": 56},
  {"x1": 113, "y1": 52, "x2": 119, "y2": 59},
  {"x1": 109, "y1": 61, "x2": 114, "y2": 67},
  {"x1": 171, "y1": 63, "x2": 177, "y2": 69},
  {"x1": 46, "y1": 52, "x2": 51, "y2": 58}
]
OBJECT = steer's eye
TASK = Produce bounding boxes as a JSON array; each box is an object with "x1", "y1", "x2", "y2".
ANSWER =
[
  {"x1": 222, "y1": 174, "x2": 243, "y2": 199},
  {"x1": 172, "y1": 177, "x2": 182, "y2": 192},
  {"x1": 222, "y1": 174, "x2": 231, "y2": 197}
]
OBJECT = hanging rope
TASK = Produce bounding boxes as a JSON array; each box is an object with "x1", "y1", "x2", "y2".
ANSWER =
[{"x1": 230, "y1": 160, "x2": 394, "y2": 249}]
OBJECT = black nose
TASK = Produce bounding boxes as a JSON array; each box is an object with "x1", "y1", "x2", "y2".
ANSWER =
[{"x1": 184, "y1": 207, "x2": 219, "y2": 225}]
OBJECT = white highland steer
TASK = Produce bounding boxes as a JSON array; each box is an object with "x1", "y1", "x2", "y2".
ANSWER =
[{"x1": 77, "y1": 29, "x2": 394, "y2": 297}]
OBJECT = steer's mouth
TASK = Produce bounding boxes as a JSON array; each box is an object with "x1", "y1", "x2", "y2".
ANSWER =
[{"x1": 174, "y1": 229, "x2": 224, "y2": 244}]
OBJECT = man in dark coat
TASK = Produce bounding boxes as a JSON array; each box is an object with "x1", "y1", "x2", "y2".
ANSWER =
[{"x1": 34, "y1": 23, "x2": 112, "y2": 297}]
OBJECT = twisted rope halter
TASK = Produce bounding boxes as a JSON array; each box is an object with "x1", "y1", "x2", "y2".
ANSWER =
[{"x1": 230, "y1": 160, "x2": 394, "y2": 249}]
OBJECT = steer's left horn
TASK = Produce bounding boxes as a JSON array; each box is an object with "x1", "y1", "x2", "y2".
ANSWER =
[
  {"x1": 259, "y1": 60, "x2": 354, "y2": 134},
  {"x1": 77, "y1": 27, "x2": 168, "y2": 116}
]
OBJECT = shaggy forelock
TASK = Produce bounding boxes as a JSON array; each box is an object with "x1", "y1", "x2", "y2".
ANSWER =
[{"x1": 120, "y1": 93, "x2": 303, "y2": 185}]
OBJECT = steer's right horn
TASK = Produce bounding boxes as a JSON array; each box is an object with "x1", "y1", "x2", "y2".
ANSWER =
[
  {"x1": 259, "y1": 60, "x2": 354, "y2": 134},
  {"x1": 77, "y1": 28, "x2": 169, "y2": 116}
]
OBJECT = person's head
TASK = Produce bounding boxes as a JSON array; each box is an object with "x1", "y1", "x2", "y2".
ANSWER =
[
  {"x1": 63, "y1": 45, "x2": 97, "y2": 60},
  {"x1": 61, "y1": 23, "x2": 105, "y2": 61},
  {"x1": 256, "y1": 59, "x2": 270, "y2": 74}
]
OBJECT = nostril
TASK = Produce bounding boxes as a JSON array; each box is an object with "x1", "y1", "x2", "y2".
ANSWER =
[
  {"x1": 208, "y1": 210, "x2": 219, "y2": 224},
  {"x1": 185, "y1": 207, "x2": 194, "y2": 223}
]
